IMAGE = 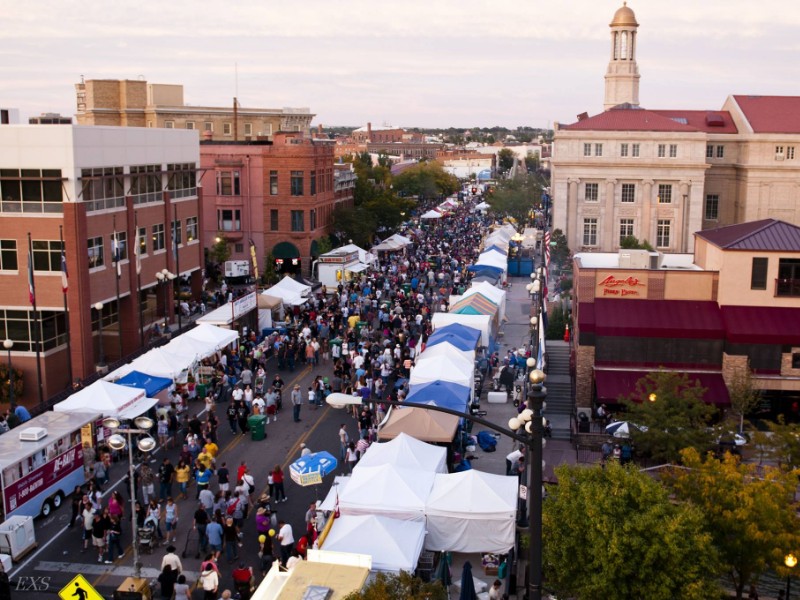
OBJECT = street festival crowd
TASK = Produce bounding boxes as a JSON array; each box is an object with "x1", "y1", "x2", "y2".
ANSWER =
[{"x1": 57, "y1": 191, "x2": 538, "y2": 599}]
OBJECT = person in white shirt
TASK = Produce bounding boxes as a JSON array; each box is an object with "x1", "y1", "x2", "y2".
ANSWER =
[
  {"x1": 506, "y1": 446, "x2": 524, "y2": 476},
  {"x1": 252, "y1": 395, "x2": 265, "y2": 415},
  {"x1": 277, "y1": 521, "x2": 294, "y2": 565}
]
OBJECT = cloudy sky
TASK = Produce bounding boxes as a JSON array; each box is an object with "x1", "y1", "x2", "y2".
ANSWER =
[{"x1": 3, "y1": 1, "x2": 799, "y2": 129}]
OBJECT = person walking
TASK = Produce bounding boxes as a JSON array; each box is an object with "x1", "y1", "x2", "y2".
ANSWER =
[
  {"x1": 277, "y1": 520, "x2": 294, "y2": 566},
  {"x1": 198, "y1": 563, "x2": 219, "y2": 600},
  {"x1": 291, "y1": 384, "x2": 302, "y2": 422},
  {"x1": 271, "y1": 465, "x2": 286, "y2": 502}
]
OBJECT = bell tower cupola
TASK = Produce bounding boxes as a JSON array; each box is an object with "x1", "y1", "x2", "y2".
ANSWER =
[{"x1": 604, "y1": 2, "x2": 641, "y2": 110}]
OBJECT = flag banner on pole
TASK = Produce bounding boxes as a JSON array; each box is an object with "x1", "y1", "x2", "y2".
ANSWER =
[
  {"x1": 27, "y1": 248, "x2": 36, "y2": 306},
  {"x1": 60, "y1": 249, "x2": 69, "y2": 293},
  {"x1": 112, "y1": 232, "x2": 121, "y2": 278},
  {"x1": 249, "y1": 239, "x2": 259, "y2": 281},
  {"x1": 544, "y1": 231, "x2": 551, "y2": 269},
  {"x1": 134, "y1": 232, "x2": 142, "y2": 275}
]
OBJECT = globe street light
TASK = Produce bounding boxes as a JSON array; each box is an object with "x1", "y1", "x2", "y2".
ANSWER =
[
  {"x1": 103, "y1": 416, "x2": 156, "y2": 580},
  {"x1": 3, "y1": 339, "x2": 13, "y2": 406},
  {"x1": 786, "y1": 553, "x2": 797, "y2": 600},
  {"x1": 94, "y1": 302, "x2": 105, "y2": 368}
]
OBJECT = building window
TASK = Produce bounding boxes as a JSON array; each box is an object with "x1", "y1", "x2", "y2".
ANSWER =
[
  {"x1": 750, "y1": 257, "x2": 768, "y2": 290},
  {"x1": 310, "y1": 209, "x2": 317, "y2": 231},
  {"x1": 789, "y1": 147, "x2": 796, "y2": 160},
  {"x1": 310, "y1": 171, "x2": 317, "y2": 196},
  {"x1": 166, "y1": 163, "x2": 197, "y2": 199},
  {"x1": 0, "y1": 168, "x2": 64, "y2": 214},
  {"x1": 186, "y1": 217, "x2": 198, "y2": 242},
  {"x1": 152, "y1": 224, "x2": 165, "y2": 252},
  {"x1": 620, "y1": 143, "x2": 629, "y2": 157},
  {"x1": 793, "y1": 353, "x2": 800, "y2": 369},
  {"x1": 204, "y1": 122, "x2": 213, "y2": 132},
  {"x1": 138, "y1": 227, "x2": 147, "y2": 255},
  {"x1": 705, "y1": 194, "x2": 719, "y2": 220},
  {"x1": 88, "y1": 236, "x2": 104, "y2": 268},
  {"x1": 244, "y1": 123, "x2": 252, "y2": 136},
  {"x1": 164, "y1": 121, "x2": 174, "y2": 129},
  {"x1": 716, "y1": 145, "x2": 724, "y2": 158},
  {"x1": 111, "y1": 231, "x2": 128, "y2": 262},
  {"x1": 0, "y1": 309, "x2": 68, "y2": 352},
  {"x1": 656, "y1": 220, "x2": 671, "y2": 248},
  {"x1": 270, "y1": 209, "x2": 279, "y2": 231},
  {"x1": 657, "y1": 184, "x2": 672, "y2": 204},
  {"x1": 669, "y1": 144, "x2": 677, "y2": 158},
  {"x1": 216, "y1": 170, "x2": 240, "y2": 196},
  {"x1": 776, "y1": 259, "x2": 800, "y2": 297},
  {"x1": 583, "y1": 143, "x2": 591, "y2": 157},
  {"x1": 92, "y1": 300, "x2": 119, "y2": 334},
  {"x1": 223, "y1": 123, "x2": 232, "y2": 136},
  {"x1": 270, "y1": 171, "x2": 278, "y2": 195},
  {"x1": 621, "y1": 183, "x2": 636, "y2": 203},
  {"x1": 290, "y1": 171, "x2": 304, "y2": 196},
  {"x1": 31, "y1": 240, "x2": 63, "y2": 272},
  {"x1": 0, "y1": 240, "x2": 17, "y2": 271},
  {"x1": 594, "y1": 144, "x2": 603, "y2": 157},
  {"x1": 631, "y1": 143, "x2": 640, "y2": 157},
  {"x1": 130, "y1": 164, "x2": 163, "y2": 205},
  {"x1": 775, "y1": 146, "x2": 785, "y2": 159},
  {"x1": 582, "y1": 219, "x2": 598, "y2": 246},
  {"x1": 235, "y1": 243, "x2": 244, "y2": 254},
  {"x1": 171, "y1": 220, "x2": 181, "y2": 247},
  {"x1": 81, "y1": 166, "x2": 124, "y2": 212},
  {"x1": 584, "y1": 183, "x2": 599, "y2": 202},
  {"x1": 619, "y1": 219, "x2": 634, "y2": 245},
  {"x1": 706, "y1": 145, "x2": 714, "y2": 159},
  {"x1": 186, "y1": 121, "x2": 195, "y2": 130},
  {"x1": 217, "y1": 209, "x2": 241, "y2": 232},
  {"x1": 291, "y1": 210, "x2": 304, "y2": 232},
  {"x1": 657, "y1": 144, "x2": 666, "y2": 158}
]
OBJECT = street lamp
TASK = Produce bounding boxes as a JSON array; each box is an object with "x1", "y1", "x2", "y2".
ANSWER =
[
  {"x1": 3, "y1": 339, "x2": 13, "y2": 405},
  {"x1": 156, "y1": 270, "x2": 175, "y2": 332},
  {"x1": 94, "y1": 302, "x2": 106, "y2": 368},
  {"x1": 103, "y1": 416, "x2": 156, "y2": 580},
  {"x1": 786, "y1": 553, "x2": 797, "y2": 599}
]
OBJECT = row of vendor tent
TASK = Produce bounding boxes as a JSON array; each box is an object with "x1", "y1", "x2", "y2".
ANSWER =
[
  {"x1": 318, "y1": 434, "x2": 518, "y2": 571},
  {"x1": 451, "y1": 280, "x2": 507, "y2": 323},
  {"x1": 260, "y1": 274, "x2": 312, "y2": 306},
  {"x1": 55, "y1": 379, "x2": 159, "y2": 420},
  {"x1": 372, "y1": 233, "x2": 413, "y2": 252}
]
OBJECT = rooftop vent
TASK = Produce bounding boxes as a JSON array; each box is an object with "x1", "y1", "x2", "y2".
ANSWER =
[
  {"x1": 705, "y1": 113, "x2": 725, "y2": 127},
  {"x1": 19, "y1": 427, "x2": 47, "y2": 442}
]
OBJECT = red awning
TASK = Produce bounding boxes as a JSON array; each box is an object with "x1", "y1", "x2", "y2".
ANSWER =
[
  {"x1": 594, "y1": 299, "x2": 725, "y2": 340},
  {"x1": 721, "y1": 305, "x2": 800, "y2": 345},
  {"x1": 577, "y1": 302, "x2": 595, "y2": 334},
  {"x1": 594, "y1": 369, "x2": 730, "y2": 406}
]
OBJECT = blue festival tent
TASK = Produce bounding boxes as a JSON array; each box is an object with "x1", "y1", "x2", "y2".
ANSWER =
[
  {"x1": 289, "y1": 451, "x2": 338, "y2": 486},
  {"x1": 116, "y1": 370, "x2": 172, "y2": 397},
  {"x1": 427, "y1": 332, "x2": 475, "y2": 352},
  {"x1": 406, "y1": 380, "x2": 471, "y2": 413},
  {"x1": 466, "y1": 264, "x2": 504, "y2": 276},
  {"x1": 433, "y1": 323, "x2": 482, "y2": 347}
]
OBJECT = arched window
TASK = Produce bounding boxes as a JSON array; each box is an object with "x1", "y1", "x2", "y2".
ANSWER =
[{"x1": 620, "y1": 31, "x2": 628, "y2": 60}]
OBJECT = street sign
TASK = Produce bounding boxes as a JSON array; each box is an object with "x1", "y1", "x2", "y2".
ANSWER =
[{"x1": 59, "y1": 574, "x2": 104, "y2": 600}]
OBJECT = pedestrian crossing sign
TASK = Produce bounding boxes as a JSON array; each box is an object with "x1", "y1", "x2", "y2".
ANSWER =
[{"x1": 59, "y1": 574, "x2": 104, "y2": 600}]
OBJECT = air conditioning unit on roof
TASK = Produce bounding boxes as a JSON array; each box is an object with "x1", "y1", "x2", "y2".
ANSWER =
[{"x1": 19, "y1": 427, "x2": 47, "y2": 441}]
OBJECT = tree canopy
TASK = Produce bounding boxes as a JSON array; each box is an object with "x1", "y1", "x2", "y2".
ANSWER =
[
  {"x1": 486, "y1": 175, "x2": 542, "y2": 227},
  {"x1": 543, "y1": 462, "x2": 720, "y2": 600},
  {"x1": 392, "y1": 162, "x2": 459, "y2": 199},
  {"x1": 342, "y1": 571, "x2": 447, "y2": 600},
  {"x1": 497, "y1": 148, "x2": 515, "y2": 172}
]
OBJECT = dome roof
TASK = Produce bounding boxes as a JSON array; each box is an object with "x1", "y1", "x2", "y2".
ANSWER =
[{"x1": 610, "y1": 2, "x2": 638, "y2": 27}]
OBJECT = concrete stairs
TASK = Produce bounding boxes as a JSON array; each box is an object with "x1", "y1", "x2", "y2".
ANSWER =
[{"x1": 543, "y1": 341, "x2": 572, "y2": 440}]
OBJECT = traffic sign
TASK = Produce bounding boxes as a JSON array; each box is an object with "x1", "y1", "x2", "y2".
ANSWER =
[{"x1": 59, "y1": 574, "x2": 104, "y2": 600}]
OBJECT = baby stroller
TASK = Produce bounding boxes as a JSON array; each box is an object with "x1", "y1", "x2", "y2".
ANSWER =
[{"x1": 138, "y1": 525, "x2": 156, "y2": 554}]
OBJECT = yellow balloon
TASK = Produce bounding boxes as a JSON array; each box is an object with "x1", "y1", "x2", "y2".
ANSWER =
[
  {"x1": 258, "y1": 535, "x2": 267, "y2": 543},
  {"x1": 268, "y1": 529, "x2": 276, "y2": 537}
]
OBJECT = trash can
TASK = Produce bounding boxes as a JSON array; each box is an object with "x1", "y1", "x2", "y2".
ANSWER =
[
  {"x1": 248, "y1": 415, "x2": 267, "y2": 441},
  {"x1": 196, "y1": 383, "x2": 207, "y2": 400},
  {"x1": 402, "y1": 283, "x2": 412, "y2": 295}
]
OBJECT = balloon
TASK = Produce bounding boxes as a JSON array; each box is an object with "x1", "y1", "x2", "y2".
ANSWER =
[
  {"x1": 268, "y1": 529, "x2": 276, "y2": 537},
  {"x1": 258, "y1": 535, "x2": 267, "y2": 543}
]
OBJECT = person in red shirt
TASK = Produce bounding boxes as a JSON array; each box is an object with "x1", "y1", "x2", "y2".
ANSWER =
[
  {"x1": 236, "y1": 461, "x2": 248, "y2": 484},
  {"x1": 231, "y1": 561, "x2": 254, "y2": 600}
]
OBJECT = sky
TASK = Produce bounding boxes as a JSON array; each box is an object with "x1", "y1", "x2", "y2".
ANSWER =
[{"x1": 2, "y1": 1, "x2": 800, "y2": 129}]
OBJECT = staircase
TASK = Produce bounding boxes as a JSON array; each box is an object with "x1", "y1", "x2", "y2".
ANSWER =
[{"x1": 543, "y1": 341, "x2": 572, "y2": 440}]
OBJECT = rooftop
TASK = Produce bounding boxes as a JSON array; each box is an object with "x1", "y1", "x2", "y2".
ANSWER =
[
  {"x1": 732, "y1": 95, "x2": 800, "y2": 134},
  {"x1": 695, "y1": 219, "x2": 800, "y2": 251},
  {"x1": 574, "y1": 252, "x2": 700, "y2": 270},
  {"x1": 561, "y1": 107, "x2": 702, "y2": 133}
]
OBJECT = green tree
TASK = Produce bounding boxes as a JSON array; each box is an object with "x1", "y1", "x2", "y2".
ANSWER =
[
  {"x1": 392, "y1": 162, "x2": 459, "y2": 199},
  {"x1": 332, "y1": 205, "x2": 377, "y2": 248},
  {"x1": 727, "y1": 362, "x2": 761, "y2": 434},
  {"x1": 315, "y1": 235, "x2": 333, "y2": 256},
  {"x1": 667, "y1": 448, "x2": 800, "y2": 600},
  {"x1": 762, "y1": 417, "x2": 800, "y2": 469},
  {"x1": 486, "y1": 175, "x2": 541, "y2": 226},
  {"x1": 549, "y1": 229, "x2": 571, "y2": 270},
  {"x1": 619, "y1": 235, "x2": 654, "y2": 251},
  {"x1": 621, "y1": 371, "x2": 718, "y2": 464},
  {"x1": 497, "y1": 148, "x2": 515, "y2": 172},
  {"x1": 0, "y1": 363, "x2": 23, "y2": 404},
  {"x1": 262, "y1": 252, "x2": 277, "y2": 285},
  {"x1": 342, "y1": 571, "x2": 447, "y2": 600},
  {"x1": 546, "y1": 303, "x2": 567, "y2": 340},
  {"x1": 543, "y1": 462, "x2": 720, "y2": 600},
  {"x1": 208, "y1": 238, "x2": 231, "y2": 264},
  {"x1": 524, "y1": 150, "x2": 540, "y2": 172}
]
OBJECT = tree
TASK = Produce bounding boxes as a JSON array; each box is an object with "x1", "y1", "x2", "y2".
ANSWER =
[
  {"x1": 727, "y1": 362, "x2": 761, "y2": 434},
  {"x1": 621, "y1": 371, "x2": 718, "y2": 464},
  {"x1": 543, "y1": 462, "x2": 720, "y2": 600},
  {"x1": 342, "y1": 571, "x2": 447, "y2": 600},
  {"x1": 546, "y1": 303, "x2": 567, "y2": 340},
  {"x1": 619, "y1": 235, "x2": 654, "y2": 251},
  {"x1": 548, "y1": 229, "x2": 571, "y2": 270},
  {"x1": 497, "y1": 148, "x2": 515, "y2": 172},
  {"x1": 525, "y1": 150, "x2": 540, "y2": 172},
  {"x1": 332, "y1": 205, "x2": 377, "y2": 248},
  {"x1": 392, "y1": 162, "x2": 459, "y2": 199},
  {"x1": 486, "y1": 175, "x2": 541, "y2": 226},
  {"x1": 262, "y1": 252, "x2": 277, "y2": 285},
  {"x1": 762, "y1": 417, "x2": 800, "y2": 469},
  {"x1": 315, "y1": 236, "x2": 333, "y2": 256},
  {"x1": 208, "y1": 238, "x2": 231, "y2": 264},
  {"x1": 0, "y1": 362, "x2": 23, "y2": 405},
  {"x1": 666, "y1": 448, "x2": 800, "y2": 600}
]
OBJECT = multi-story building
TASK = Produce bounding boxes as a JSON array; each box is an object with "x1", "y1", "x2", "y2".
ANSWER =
[
  {"x1": 75, "y1": 78, "x2": 314, "y2": 140},
  {"x1": 572, "y1": 219, "x2": 800, "y2": 418},
  {"x1": 436, "y1": 151, "x2": 496, "y2": 179},
  {"x1": 0, "y1": 125, "x2": 203, "y2": 408},
  {"x1": 199, "y1": 133, "x2": 338, "y2": 276},
  {"x1": 28, "y1": 113, "x2": 72, "y2": 125},
  {"x1": 0, "y1": 109, "x2": 20, "y2": 125},
  {"x1": 552, "y1": 3, "x2": 800, "y2": 254}
]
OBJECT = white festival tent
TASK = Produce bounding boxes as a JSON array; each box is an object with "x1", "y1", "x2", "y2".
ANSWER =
[
  {"x1": 474, "y1": 252, "x2": 507, "y2": 273},
  {"x1": 337, "y1": 243, "x2": 377, "y2": 267},
  {"x1": 420, "y1": 209, "x2": 443, "y2": 220},
  {"x1": 55, "y1": 380, "x2": 158, "y2": 420},
  {"x1": 424, "y1": 469, "x2": 518, "y2": 554},
  {"x1": 182, "y1": 323, "x2": 239, "y2": 350},
  {"x1": 338, "y1": 465, "x2": 435, "y2": 521},
  {"x1": 431, "y1": 312, "x2": 493, "y2": 347},
  {"x1": 383, "y1": 233, "x2": 413, "y2": 247},
  {"x1": 409, "y1": 355, "x2": 473, "y2": 390},
  {"x1": 465, "y1": 282, "x2": 507, "y2": 322},
  {"x1": 416, "y1": 340, "x2": 475, "y2": 363},
  {"x1": 321, "y1": 514, "x2": 426, "y2": 573},
  {"x1": 474, "y1": 201, "x2": 490, "y2": 211},
  {"x1": 113, "y1": 347, "x2": 196, "y2": 380},
  {"x1": 264, "y1": 275, "x2": 311, "y2": 306},
  {"x1": 356, "y1": 432, "x2": 447, "y2": 473}
]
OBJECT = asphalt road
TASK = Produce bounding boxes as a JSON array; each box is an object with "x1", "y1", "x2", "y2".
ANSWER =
[{"x1": 10, "y1": 357, "x2": 351, "y2": 598}]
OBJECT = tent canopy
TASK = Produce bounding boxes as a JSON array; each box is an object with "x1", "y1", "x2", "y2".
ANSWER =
[
  {"x1": 116, "y1": 347, "x2": 195, "y2": 380},
  {"x1": 183, "y1": 324, "x2": 238, "y2": 350},
  {"x1": 425, "y1": 470, "x2": 518, "y2": 553},
  {"x1": 409, "y1": 355, "x2": 472, "y2": 389},
  {"x1": 55, "y1": 380, "x2": 158, "y2": 420},
  {"x1": 431, "y1": 313, "x2": 492, "y2": 347},
  {"x1": 426, "y1": 331, "x2": 477, "y2": 352},
  {"x1": 465, "y1": 282, "x2": 507, "y2": 318},
  {"x1": 321, "y1": 514, "x2": 426, "y2": 573},
  {"x1": 449, "y1": 292, "x2": 499, "y2": 317},
  {"x1": 421, "y1": 209, "x2": 443, "y2": 220},
  {"x1": 357, "y1": 432, "x2": 447, "y2": 473},
  {"x1": 264, "y1": 275, "x2": 311, "y2": 305},
  {"x1": 416, "y1": 341, "x2": 475, "y2": 363},
  {"x1": 406, "y1": 380, "x2": 471, "y2": 413},
  {"x1": 467, "y1": 263, "x2": 504, "y2": 276},
  {"x1": 258, "y1": 294, "x2": 283, "y2": 310},
  {"x1": 115, "y1": 371, "x2": 172, "y2": 397},
  {"x1": 336, "y1": 243, "x2": 376, "y2": 265},
  {"x1": 432, "y1": 323, "x2": 482, "y2": 347},
  {"x1": 338, "y1": 464, "x2": 435, "y2": 521},
  {"x1": 378, "y1": 407, "x2": 460, "y2": 443}
]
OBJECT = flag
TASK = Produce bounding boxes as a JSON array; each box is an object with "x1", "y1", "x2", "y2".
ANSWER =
[
  {"x1": 544, "y1": 231, "x2": 551, "y2": 269},
  {"x1": 249, "y1": 239, "x2": 259, "y2": 281},
  {"x1": 27, "y1": 247, "x2": 35, "y2": 306},
  {"x1": 134, "y1": 231, "x2": 141, "y2": 275},
  {"x1": 112, "y1": 232, "x2": 121, "y2": 279},
  {"x1": 60, "y1": 249, "x2": 68, "y2": 293}
]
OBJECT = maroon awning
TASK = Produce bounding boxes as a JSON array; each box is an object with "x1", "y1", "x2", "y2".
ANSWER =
[
  {"x1": 594, "y1": 299, "x2": 725, "y2": 340},
  {"x1": 594, "y1": 369, "x2": 730, "y2": 406},
  {"x1": 721, "y1": 305, "x2": 800, "y2": 345},
  {"x1": 577, "y1": 301, "x2": 595, "y2": 334}
]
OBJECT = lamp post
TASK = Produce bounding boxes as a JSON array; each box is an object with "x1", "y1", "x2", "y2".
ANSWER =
[
  {"x1": 103, "y1": 416, "x2": 156, "y2": 580},
  {"x1": 786, "y1": 553, "x2": 797, "y2": 599},
  {"x1": 3, "y1": 339, "x2": 13, "y2": 405},
  {"x1": 156, "y1": 269, "x2": 175, "y2": 332},
  {"x1": 326, "y1": 389, "x2": 547, "y2": 600},
  {"x1": 94, "y1": 302, "x2": 106, "y2": 368}
]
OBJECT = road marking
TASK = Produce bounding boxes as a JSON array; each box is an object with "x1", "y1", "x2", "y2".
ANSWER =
[{"x1": 38, "y1": 560, "x2": 199, "y2": 580}]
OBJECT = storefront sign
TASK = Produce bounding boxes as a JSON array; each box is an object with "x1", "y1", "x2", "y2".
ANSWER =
[
  {"x1": 232, "y1": 292, "x2": 257, "y2": 320},
  {"x1": 597, "y1": 274, "x2": 646, "y2": 297}
]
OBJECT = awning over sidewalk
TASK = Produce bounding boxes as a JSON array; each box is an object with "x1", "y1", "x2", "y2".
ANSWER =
[
  {"x1": 594, "y1": 369, "x2": 730, "y2": 406},
  {"x1": 721, "y1": 305, "x2": 800, "y2": 345},
  {"x1": 594, "y1": 299, "x2": 725, "y2": 340}
]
